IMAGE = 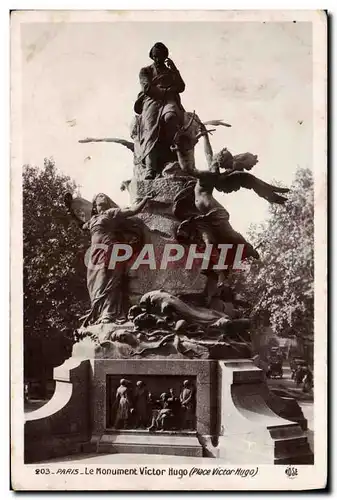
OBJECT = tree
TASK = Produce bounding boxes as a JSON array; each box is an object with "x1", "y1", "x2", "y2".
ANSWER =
[
  {"x1": 232, "y1": 168, "x2": 314, "y2": 357},
  {"x1": 23, "y1": 159, "x2": 90, "y2": 381}
]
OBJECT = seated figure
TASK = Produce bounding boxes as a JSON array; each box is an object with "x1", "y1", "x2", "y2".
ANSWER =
[
  {"x1": 148, "y1": 392, "x2": 176, "y2": 431},
  {"x1": 134, "y1": 42, "x2": 186, "y2": 179}
]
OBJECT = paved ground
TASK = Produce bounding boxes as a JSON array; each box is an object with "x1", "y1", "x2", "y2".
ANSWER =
[
  {"x1": 266, "y1": 364, "x2": 314, "y2": 453},
  {"x1": 39, "y1": 453, "x2": 227, "y2": 464},
  {"x1": 266, "y1": 364, "x2": 313, "y2": 428},
  {"x1": 267, "y1": 365, "x2": 313, "y2": 401},
  {"x1": 25, "y1": 399, "x2": 49, "y2": 412}
]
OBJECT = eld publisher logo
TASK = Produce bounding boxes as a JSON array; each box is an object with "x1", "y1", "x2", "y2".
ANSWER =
[{"x1": 285, "y1": 467, "x2": 298, "y2": 479}]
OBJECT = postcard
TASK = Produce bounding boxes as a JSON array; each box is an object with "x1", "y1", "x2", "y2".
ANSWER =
[{"x1": 11, "y1": 9, "x2": 327, "y2": 490}]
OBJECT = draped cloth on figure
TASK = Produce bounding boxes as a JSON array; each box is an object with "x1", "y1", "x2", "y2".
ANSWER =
[
  {"x1": 134, "y1": 63, "x2": 185, "y2": 161},
  {"x1": 82, "y1": 202, "x2": 143, "y2": 326},
  {"x1": 114, "y1": 384, "x2": 132, "y2": 428}
]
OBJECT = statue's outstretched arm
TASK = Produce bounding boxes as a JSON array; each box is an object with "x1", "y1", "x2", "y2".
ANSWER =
[
  {"x1": 197, "y1": 121, "x2": 213, "y2": 168},
  {"x1": 78, "y1": 137, "x2": 134, "y2": 153},
  {"x1": 195, "y1": 118, "x2": 232, "y2": 168},
  {"x1": 203, "y1": 119, "x2": 231, "y2": 128},
  {"x1": 119, "y1": 194, "x2": 154, "y2": 217},
  {"x1": 64, "y1": 193, "x2": 89, "y2": 230}
]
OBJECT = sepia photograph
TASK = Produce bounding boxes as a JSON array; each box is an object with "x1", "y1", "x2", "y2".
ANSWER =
[{"x1": 10, "y1": 9, "x2": 327, "y2": 490}]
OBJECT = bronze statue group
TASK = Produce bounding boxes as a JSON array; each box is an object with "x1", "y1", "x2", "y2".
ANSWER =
[
  {"x1": 111, "y1": 378, "x2": 196, "y2": 432},
  {"x1": 66, "y1": 42, "x2": 290, "y2": 338}
]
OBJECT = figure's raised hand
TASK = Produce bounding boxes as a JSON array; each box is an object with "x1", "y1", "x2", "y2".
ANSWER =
[
  {"x1": 165, "y1": 58, "x2": 177, "y2": 71},
  {"x1": 64, "y1": 192, "x2": 73, "y2": 210}
]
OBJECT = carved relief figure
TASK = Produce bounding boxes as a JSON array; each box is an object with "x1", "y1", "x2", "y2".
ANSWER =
[
  {"x1": 114, "y1": 379, "x2": 133, "y2": 429},
  {"x1": 180, "y1": 380, "x2": 196, "y2": 429},
  {"x1": 149, "y1": 392, "x2": 175, "y2": 431},
  {"x1": 134, "y1": 380, "x2": 150, "y2": 428}
]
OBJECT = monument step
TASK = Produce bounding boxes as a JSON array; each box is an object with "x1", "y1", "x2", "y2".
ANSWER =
[
  {"x1": 222, "y1": 433, "x2": 308, "y2": 454},
  {"x1": 268, "y1": 423, "x2": 303, "y2": 439},
  {"x1": 274, "y1": 448, "x2": 314, "y2": 465},
  {"x1": 274, "y1": 438, "x2": 312, "y2": 459},
  {"x1": 105, "y1": 428, "x2": 196, "y2": 436},
  {"x1": 220, "y1": 438, "x2": 314, "y2": 465},
  {"x1": 96, "y1": 432, "x2": 203, "y2": 457},
  {"x1": 274, "y1": 435, "x2": 307, "y2": 446}
]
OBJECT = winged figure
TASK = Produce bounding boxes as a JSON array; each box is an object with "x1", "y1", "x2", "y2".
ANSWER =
[
  {"x1": 173, "y1": 148, "x2": 290, "y2": 281},
  {"x1": 214, "y1": 170, "x2": 289, "y2": 205}
]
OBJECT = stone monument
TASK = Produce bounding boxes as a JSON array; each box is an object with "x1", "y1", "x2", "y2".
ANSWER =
[{"x1": 25, "y1": 42, "x2": 313, "y2": 464}]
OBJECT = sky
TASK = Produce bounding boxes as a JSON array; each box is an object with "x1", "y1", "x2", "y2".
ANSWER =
[{"x1": 20, "y1": 19, "x2": 312, "y2": 236}]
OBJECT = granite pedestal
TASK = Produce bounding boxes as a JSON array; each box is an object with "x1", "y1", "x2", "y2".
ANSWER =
[
  {"x1": 127, "y1": 176, "x2": 207, "y2": 303},
  {"x1": 24, "y1": 350, "x2": 313, "y2": 464}
]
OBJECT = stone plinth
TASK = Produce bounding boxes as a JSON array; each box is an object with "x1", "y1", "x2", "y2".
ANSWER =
[
  {"x1": 24, "y1": 359, "x2": 91, "y2": 463},
  {"x1": 128, "y1": 176, "x2": 193, "y2": 205},
  {"x1": 24, "y1": 354, "x2": 313, "y2": 463},
  {"x1": 127, "y1": 176, "x2": 207, "y2": 303},
  {"x1": 215, "y1": 359, "x2": 313, "y2": 464},
  {"x1": 96, "y1": 430, "x2": 202, "y2": 457}
]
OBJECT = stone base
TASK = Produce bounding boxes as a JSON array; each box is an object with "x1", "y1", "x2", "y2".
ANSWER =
[
  {"x1": 267, "y1": 389, "x2": 308, "y2": 431},
  {"x1": 128, "y1": 176, "x2": 193, "y2": 205},
  {"x1": 127, "y1": 176, "x2": 207, "y2": 302},
  {"x1": 24, "y1": 358, "x2": 91, "y2": 463},
  {"x1": 91, "y1": 430, "x2": 202, "y2": 457},
  {"x1": 216, "y1": 359, "x2": 314, "y2": 464},
  {"x1": 24, "y1": 355, "x2": 313, "y2": 465}
]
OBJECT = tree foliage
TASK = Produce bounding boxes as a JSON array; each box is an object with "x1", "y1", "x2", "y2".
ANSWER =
[
  {"x1": 23, "y1": 159, "x2": 90, "y2": 379},
  {"x1": 233, "y1": 168, "x2": 314, "y2": 342}
]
